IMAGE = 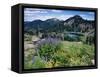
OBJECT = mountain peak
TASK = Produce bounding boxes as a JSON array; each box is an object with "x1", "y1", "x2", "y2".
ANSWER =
[
  {"x1": 46, "y1": 18, "x2": 60, "y2": 22},
  {"x1": 73, "y1": 15, "x2": 83, "y2": 19},
  {"x1": 33, "y1": 19, "x2": 43, "y2": 22},
  {"x1": 65, "y1": 15, "x2": 83, "y2": 22},
  {"x1": 51, "y1": 18, "x2": 59, "y2": 21}
]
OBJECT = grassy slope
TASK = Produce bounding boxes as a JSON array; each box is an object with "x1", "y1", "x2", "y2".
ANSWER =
[
  {"x1": 24, "y1": 40, "x2": 95, "y2": 69},
  {"x1": 61, "y1": 41, "x2": 94, "y2": 66}
]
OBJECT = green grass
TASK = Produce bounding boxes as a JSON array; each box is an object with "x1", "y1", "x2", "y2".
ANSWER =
[
  {"x1": 24, "y1": 41, "x2": 95, "y2": 69},
  {"x1": 61, "y1": 41, "x2": 94, "y2": 66},
  {"x1": 24, "y1": 56, "x2": 46, "y2": 69}
]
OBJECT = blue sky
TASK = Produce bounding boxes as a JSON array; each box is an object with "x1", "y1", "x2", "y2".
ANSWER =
[{"x1": 24, "y1": 8, "x2": 95, "y2": 22}]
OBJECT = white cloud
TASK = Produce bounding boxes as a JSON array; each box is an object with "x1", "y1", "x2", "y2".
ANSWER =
[
  {"x1": 80, "y1": 14, "x2": 94, "y2": 20},
  {"x1": 24, "y1": 10, "x2": 48, "y2": 14},
  {"x1": 88, "y1": 12, "x2": 95, "y2": 15},
  {"x1": 24, "y1": 8, "x2": 75, "y2": 21},
  {"x1": 24, "y1": 8, "x2": 95, "y2": 21},
  {"x1": 24, "y1": 8, "x2": 48, "y2": 15},
  {"x1": 24, "y1": 13, "x2": 75, "y2": 21},
  {"x1": 51, "y1": 10, "x2": 62, "y2": 13},
  {"x1": 58, "y1": 15, "x2": 74, "y2": 20},
  {"x1": 24, "y1": 8, "x2": 46, "y2": 11}
]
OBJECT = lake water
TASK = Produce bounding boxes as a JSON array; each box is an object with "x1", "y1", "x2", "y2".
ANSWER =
[{"x1": 67, "y1": 33, "x2": 79, "y2": 38}]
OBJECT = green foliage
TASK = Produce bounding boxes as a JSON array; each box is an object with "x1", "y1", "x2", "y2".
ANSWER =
[
  {"x1": 61, "y1": 42, "x2": 94, "y2": 66},
  {"x1": 32, "y1": 56, "x2": 46, "y2": 68},
  {"x1": 37, "y1": 39, "x2": 62, "y2": 66},
  {"x1": 24, "y1": 56, "x2": 45, "y2": 69},
  {"x1": 24, "y1": 41, "x2": 95, "y2": 69},
  {"x1": 86, "y1": 35, "x2": 94, "y2": 45}
]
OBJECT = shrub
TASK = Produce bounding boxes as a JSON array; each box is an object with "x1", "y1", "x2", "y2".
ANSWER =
[
  {"x1": 36, "y1": 37, "x2": 62, "y2": 66},
  {"x1": 32, "y1": 56, "x2": 46, "y2": 68},
  {"x1": 24, "y1": 56, "x2": 45, "y2": 69}
]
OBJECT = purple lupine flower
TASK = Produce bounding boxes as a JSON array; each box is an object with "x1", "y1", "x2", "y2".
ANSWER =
[
  {"x1": 33, "y1": 37, "x2": 62, "y2": 61},
  {"x1": 35, "y1": 37, "x2": 61, "y2": 52}
]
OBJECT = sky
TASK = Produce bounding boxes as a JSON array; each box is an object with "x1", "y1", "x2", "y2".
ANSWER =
[{"x1": 24, "y1": 8, "x2": 95, "y2": 22}]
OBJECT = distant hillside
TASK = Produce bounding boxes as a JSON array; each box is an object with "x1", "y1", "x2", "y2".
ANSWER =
[
  {"x1": 63, "y1": 15, "x2": 94, "y2": 32},
  {"x1": 24, "y1": 15, "x2": 94, "y2": 34}
]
